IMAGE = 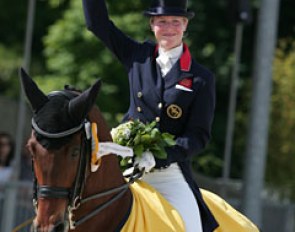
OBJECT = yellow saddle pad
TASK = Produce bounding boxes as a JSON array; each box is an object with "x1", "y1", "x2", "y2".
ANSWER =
[
  {"x1": 121, "y1": 180, "x2": 259, "y2": 232},
  {"x1": 121, "y1": 180, "x2": 185, "y2": 232},
  {"x1": 201, "y1": 189, "x2": 260, "y2": 232}
]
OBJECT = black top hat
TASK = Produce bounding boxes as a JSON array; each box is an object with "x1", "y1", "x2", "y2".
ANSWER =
[{"x1": 144, "y1": 0, "x2": 195, "y2": 19}]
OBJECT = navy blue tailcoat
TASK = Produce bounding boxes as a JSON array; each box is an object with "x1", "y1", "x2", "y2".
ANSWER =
[{"x1": 83, "y1": 0, "x2": 218, "y2": 231}]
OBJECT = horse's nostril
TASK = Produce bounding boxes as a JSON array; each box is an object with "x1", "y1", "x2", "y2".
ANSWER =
[
  {"x1": 52, "y1": 221, "x2": 66, "y2": 232},
  {"x1": 30, "y1": 222, "x2": 66, "y2": 232}
]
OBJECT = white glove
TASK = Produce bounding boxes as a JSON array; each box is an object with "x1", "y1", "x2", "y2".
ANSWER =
[
  {"x1": 91, "y1": 142, "x2": 133, "y2": 172},
  {"x1": 134, "y1": 151, "x2": 156, "y2": 173}
]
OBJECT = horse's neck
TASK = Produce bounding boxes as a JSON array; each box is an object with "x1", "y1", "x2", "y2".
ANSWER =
[
  {"x1": 87, "y1": 105, "x2": 127, "y2": 193},
  {"x1": 74, "y1": 106, "x2": 132, "y2": 231},
  {"x1": 75, "y1": 155, "x2": 131, "y2": 231},
  {"x1": 88, "y1": 105, "x2": 112, "y2": 142},
  {"x1": 84, "y1": 155, "x2": 126, "y2": 196}
]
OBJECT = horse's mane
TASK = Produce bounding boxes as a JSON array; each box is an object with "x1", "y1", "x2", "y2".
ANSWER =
[{"x1": 33, "y1": 95, "x2": 80, "y2": 150}]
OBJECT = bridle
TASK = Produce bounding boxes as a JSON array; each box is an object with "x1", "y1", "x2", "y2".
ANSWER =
[{"x1": 31, "y1": 91, "x2": 143, "y2": 230}]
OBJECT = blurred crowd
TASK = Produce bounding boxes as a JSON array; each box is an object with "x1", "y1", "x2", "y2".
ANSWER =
[
  {"x1": 0, "y1": 132, "x2": 34, "y2": 228},
  {"x1": 0, "y1": 132, "x2": 32, "y2": 184},
  {"x1": 0, "y1": 132, "x2": 14, "y2": 183}
]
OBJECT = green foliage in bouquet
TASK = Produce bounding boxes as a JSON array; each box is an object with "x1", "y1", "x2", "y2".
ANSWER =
[{"x1": 111, "y1": 120, "x2": 176, "y2": 167}]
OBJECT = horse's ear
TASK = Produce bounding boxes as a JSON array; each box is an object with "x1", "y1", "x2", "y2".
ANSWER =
[
  {"x1": 19, "y1": 67, "x2": 49, "y2": 112},
  {"x1": 68, "y1": 79, "x2": 101, "y2": 123}
]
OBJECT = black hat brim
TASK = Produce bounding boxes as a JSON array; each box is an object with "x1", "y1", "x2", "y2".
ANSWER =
[{"x1": 144, "y1": 9, "x2": 195, "y2": 19}]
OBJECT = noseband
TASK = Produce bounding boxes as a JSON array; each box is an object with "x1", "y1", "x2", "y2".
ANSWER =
[{"x1": 31, "y1": 90, "x2": 143, "y2": 229}]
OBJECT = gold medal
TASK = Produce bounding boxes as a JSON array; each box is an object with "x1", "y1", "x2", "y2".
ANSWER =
[{"x1": 167, "y1": 104, "x2": 182, "y2": 119}]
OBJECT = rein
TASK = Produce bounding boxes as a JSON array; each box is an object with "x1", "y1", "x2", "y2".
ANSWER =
[
  {"x1": 31, "y1": 116, "x2": 143, "y2": 230},
  {"x1": 68, "y1": 169, "x2": 143, "y2": 229}
]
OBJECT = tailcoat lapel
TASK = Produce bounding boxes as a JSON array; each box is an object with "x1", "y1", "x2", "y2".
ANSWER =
[
  {"x1": 161, "y1": 43, "x2": 194, "y2": 89},
  {"x1": 164, "y1": 62, "x2": 194, "y2": 89},
  {"x1": 153, "y1": 59, "x2": 164, "y2": 100}
]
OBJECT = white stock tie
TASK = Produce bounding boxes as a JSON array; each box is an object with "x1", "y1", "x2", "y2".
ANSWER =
[
  {"x1": 156, "y1": 54, "x2": 172, "y2": 76},
  {"x1": 156, "y1": 44, "x2": 183, "y2": 77}
]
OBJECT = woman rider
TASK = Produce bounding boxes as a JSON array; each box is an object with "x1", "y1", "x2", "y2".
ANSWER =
[{"x1": 82, "y1": 0, "x2": 218, "y2": 231}]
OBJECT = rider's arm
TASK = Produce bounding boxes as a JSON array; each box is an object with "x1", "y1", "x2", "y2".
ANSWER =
[{"x1": 82, "y1": 0, "x2": 141, "y2": 69}]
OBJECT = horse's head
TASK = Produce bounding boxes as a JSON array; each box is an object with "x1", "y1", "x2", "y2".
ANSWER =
[{"x1": 20, "y1": 68, "x2": 101, "y2": 231}]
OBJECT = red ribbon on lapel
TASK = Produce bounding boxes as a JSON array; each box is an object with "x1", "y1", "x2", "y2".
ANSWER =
[{"x1": 178, "y1": 78, "x2": 193, "y2": 89}]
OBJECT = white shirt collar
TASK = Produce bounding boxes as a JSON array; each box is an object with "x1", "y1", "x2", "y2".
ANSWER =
[
  {"x1": 156, "y1": 44, "x2": 183, "y2": 77},
  {"x1": 158, "y1": 43, "x2": 183, "y2": 60}
]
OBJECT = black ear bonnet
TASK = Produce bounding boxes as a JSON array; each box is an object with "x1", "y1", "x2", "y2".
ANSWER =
[
  {"x1": 32, "y1": 89, "x2": 82, "y2": 150},
  {"x1": 19, "y1": 67, "x2": 101, "y2": 150}
]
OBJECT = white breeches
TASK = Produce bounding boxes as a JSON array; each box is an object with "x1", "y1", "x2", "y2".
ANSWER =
[{"x1": 142, "y1": 163, "x2": 203, "y2": 232}]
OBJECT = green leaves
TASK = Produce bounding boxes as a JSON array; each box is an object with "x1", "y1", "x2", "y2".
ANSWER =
[
  {"x1": 162, "y1": 133, "x2": 177, "y2": 146},
  {"x1": 111, "y1": 120, "x2": 176, "y2": 167},
  {"x1": 133, "y1": 144, "x2": 144, "y2": 157}
]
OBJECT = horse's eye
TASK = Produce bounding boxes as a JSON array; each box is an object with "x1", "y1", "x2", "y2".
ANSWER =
[{"x1": 72, "y1": 147, "x2": 80, "y2": 158}]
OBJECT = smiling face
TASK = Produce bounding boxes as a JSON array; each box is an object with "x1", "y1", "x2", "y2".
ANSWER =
[{"x1": 150, "y1": 15, "x2": 188, "y2": 51}]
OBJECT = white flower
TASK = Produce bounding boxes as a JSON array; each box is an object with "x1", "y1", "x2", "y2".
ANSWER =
[
  {"x1": 134, "y1": 150, "x2": 156, "y2": 173},
  {"x1": 111, "y1": 121, "x2": 133, "y2": 141},
  {"x1": 122, "y1": 128, "x2": 131, "y2": 139},
  {"x1": 110, "y1": 128, "x2": 118, "y2": 140}
]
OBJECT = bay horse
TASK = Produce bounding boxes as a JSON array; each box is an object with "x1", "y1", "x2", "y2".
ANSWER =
[
  {"x1": 20, "y1": 68, "x2": 259, "y2": 232},
  {"x1": 21, "y1": 68, "x2": 184, "y2": 232}
]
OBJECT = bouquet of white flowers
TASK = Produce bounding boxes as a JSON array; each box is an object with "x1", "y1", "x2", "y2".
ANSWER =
[{"x1": 111, "y1": 120, "x2": 176, "y2": 172}]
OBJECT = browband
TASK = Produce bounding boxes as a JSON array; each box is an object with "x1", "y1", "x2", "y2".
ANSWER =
[{"x1": 32, "y1": 118, "x2": 85, "y2": 139}]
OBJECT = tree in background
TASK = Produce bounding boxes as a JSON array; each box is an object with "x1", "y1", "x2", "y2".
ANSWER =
[
  {"x1": 38, "y1": 0, "x2": 150, "y2": 125},
  {"x1": 0, "y1": 45, "x2": 22, "y2": 97},
  {"x1": 267, "y1": 39, "x2": 295, "y2": 201},
  {"x1": 0, "y1": 0, "x2": 67, "y2": 97},
  {"x1": 0, "y1": 0, "x2": 26, "y2": 97}
]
